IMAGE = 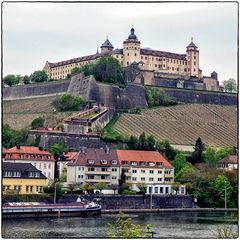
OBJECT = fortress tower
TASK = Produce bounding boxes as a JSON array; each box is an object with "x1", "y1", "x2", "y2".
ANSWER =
[
  {"x1": 123, "y1": 28, "x2": 141, "y2": 66},
  {"x1": 186, "y1": 38, "x2": 200, "y2": 77},
  {"x1": 100, "y1": 37, "x2": 114, "y2": 55}
]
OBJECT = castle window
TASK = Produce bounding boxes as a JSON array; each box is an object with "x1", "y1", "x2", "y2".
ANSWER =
[
  {"x1": 163, "y1": 64, "x2": 165, "y2": 67},
  {"x1": 141, "y1": 56, "x2": 143, "y2": 59},
  {"x1": 170, "y1": 59, "x2": 172, "y2": 63},
  {"x1": 145, "y1": 57, "x2": 147, "y2": 60},
  {"x1": 194, "y1": 61, "x2": 196, "y2": 65},
  {"x1": 172, "y1": 67, "x2": 174, "y2": 70},
  {"x1": 177, "y1": 68, "x2": 179, "y2": 71},
  {"x1": 155, "y1": 64, "x2": 157, "y2": 67},
  {"x1": 194, "y1": 56, "x2": 196, "y2": 59},
  {"x1": 194, "y1": 68, "x2": 196, "y2": 72},
  {"x1": 174, "y1": 60, "x2": 175, "y2": 63},
  {"x1": 167, "y1": 59, "x2": 169, "y2": 62},
  {"x1": 127, "y1": 62, "x2": 129, "y2": 65},
  {"x1": 159, "y1": 65, "x2": 161, "y2": 68},
  {"x1": 135, "y1": 53, "x2": 137, "y2": 56},
  {"x1": 127, "y1": 53, "x2": 129, "y2": 56},
  {"x1": 167, "y1": 67, "x2": 169, "y2": 70}
]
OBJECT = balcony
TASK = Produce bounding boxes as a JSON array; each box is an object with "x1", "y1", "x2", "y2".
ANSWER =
[
  {"x1": 85, "y1": 171, "x2": 111, "y2": 175},
  {"x1": 85, "y1": 179, "x2": 111, "y2": 183}
]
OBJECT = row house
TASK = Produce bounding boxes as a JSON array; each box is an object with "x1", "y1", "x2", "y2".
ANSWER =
[
  {"x1": 3, "y1": 146, "x2": 55, "y2": 183},
  {"x1": 67, "y1": 148, "x2": 185, "y2": 195},
  {"x1": 2, "y1": 162, "x2": 47, "y2": 194},
  {"x1": 217, "y1": 155, "x2": 238, "y2": 171}
]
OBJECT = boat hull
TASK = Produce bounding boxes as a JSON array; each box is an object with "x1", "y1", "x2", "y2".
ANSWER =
[{"x1": 2, "y1": 205, "x2": 101, "y2": 219}]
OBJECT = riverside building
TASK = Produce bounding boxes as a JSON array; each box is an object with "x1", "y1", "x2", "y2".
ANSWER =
[{"x1": 67, "y1": 148, "x2": 185, "y2": 195}]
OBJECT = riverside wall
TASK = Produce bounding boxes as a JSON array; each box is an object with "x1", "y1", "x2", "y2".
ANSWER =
[{"x1": 59, "y1": 195, "x2": 195, "y2": 209}]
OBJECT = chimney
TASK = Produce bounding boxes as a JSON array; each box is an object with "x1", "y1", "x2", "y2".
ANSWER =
[{"x1": 16, "y1": 144, "x2": 21, "y2": 150}]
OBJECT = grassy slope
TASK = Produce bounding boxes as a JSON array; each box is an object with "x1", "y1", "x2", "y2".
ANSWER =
[{"x1": 103, "y1": 112, "x2": 122, "y2": 139}]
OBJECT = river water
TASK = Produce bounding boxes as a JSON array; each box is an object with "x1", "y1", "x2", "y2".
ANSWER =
[{"x1": 2, "y1": 211, "x2": 238, "y2": 238}]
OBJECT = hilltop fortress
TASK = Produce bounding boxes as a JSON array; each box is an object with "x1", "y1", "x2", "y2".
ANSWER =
[{"x1": 43, "y1": 27, "x2": 220, "y2": 91}]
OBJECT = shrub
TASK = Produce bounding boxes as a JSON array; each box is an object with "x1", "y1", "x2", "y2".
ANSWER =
[
  {"x1": 122, "y1": 189, "x2": 138, "y2": 195},
  {"x1": 57, "y1": 94, "x2": 84, "y2": 111},
  {"x1": 31, "y1": 70, "x2": 48, "y2": 82},
  {"x1": 31, "y1": 117, "x2": 45, "y2": 129},
  {"x1": 4, "y1": 75, "x2": 19, "y2": 86}
]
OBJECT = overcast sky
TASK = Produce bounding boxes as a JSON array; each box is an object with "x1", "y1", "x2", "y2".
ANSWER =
[{"x1": 2, "y1": 2, "x2": 238, "y2": 83}]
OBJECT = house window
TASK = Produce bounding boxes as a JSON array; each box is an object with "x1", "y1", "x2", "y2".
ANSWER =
[
  {"x1": 160, "y1": 187, "x2": 163, "y2": 193},
  {"x1": 165, "y1": 187, "x2": 169, "y2": 194},
  {"x1": 149, "y1": 178, "x2": 154, "y2": 181},
  {"x1": 155, "y1": 187, "x2": 158, "y2": 193},
  {"x1": 101, "y1": 176, "x2": 106, "y2": 180},
  {"x1": 44, "y1": 163, "x2": 46, "y2": 169},
  {"x1": 158, "y1": 178, "x2": 162, "y2": 181},
  {"x1": 101, "y1": 160, "x2": 107, "y2": 164},
  {"x1": 112, "y1": 168, "x2": 117, "y2": 172},
  {"x1": 132, "y1": 169, "x2": 137, "y2": 173},
  {"x1": 78, "y1": 175, "x2": 83, "y2": 179},
  {"x1": 48, "y1": 172, "x2": 51, "y2": 178},
  {"x1": 149, "y1": 170, "x2": 154, "y2": 174},
  {"x1": 26, "y1": 186, "x2": 29, "y2": 192},
  {"x1": 141, "y1": 170, "x2": 145, "y2": 174},
  {"x1": 48, "y1": 164, "x2": 51, "y2": 169},
  {"x1": 132, "y1": 177, "x2": 137, "y2": 181},
  {"x1": 141, "y1": 177, "x2": 145, "y2": 181},
  {"x1": 88, "y1": 160, "x2": 94, "y2": 164},
  {"x1": 111, "y1": 160, "x2": 117, "y2": 165},
  {"x1": 158, "y1": 170, "x2": 162, "y2": 174},
  {"x1": 88, "y1": 167, "x2": 95, "y2": 172},
  {"x1": 122, "y1": 161, "x2": 128, "y2": 165},
  {"x1": 88, "y1": 175, "x2": 94, "y2": 179},
  {"x1": 112, "y1": 176, "x2": 117, "y2": 180}
]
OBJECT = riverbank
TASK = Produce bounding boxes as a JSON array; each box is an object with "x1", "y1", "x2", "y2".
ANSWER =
[{"x1": 102, "y1": 208, "x2": 238, "y2": 214}]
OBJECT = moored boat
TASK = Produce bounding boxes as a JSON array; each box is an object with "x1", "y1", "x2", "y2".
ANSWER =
[{"x1": 2, "y1": 200, "x2": 101, "y2": 219}]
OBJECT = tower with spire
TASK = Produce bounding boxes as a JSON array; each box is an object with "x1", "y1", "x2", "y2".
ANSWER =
[
  {"x1": 122, "y1": 27, "x2": 141, "y2": 66},
  {"x1": 186, "y1": 37, "x2": 200, "y2": 77},
  {"x1": 100, "y1": 36, "x2": 114, "y2": 55}
]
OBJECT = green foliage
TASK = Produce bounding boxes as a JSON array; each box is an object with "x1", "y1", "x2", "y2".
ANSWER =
[
  {"x1": 43, "y1": 183, "x2": 63, "y2": 201},
  {"x1": 223, "y1": 78, "x2": 237, "y2": 93},
  {"x1": 79, "y1": 64, "x2": 94, "y2": 76},
  {"x1": 31, "y1": 70, "x2": 48, "y2": 82},
  {"x1": 156, "y1": 139, "x2": 177, "y2": 161},
  {"x1": 81, "y1": 182, "x2": 92, "y2": 194},
  {"x1": 57, "y1": 93, "x2": 84, "y2": 111},
  {"x1": 215, "y1": 147, "x2": 234, "y2": 161},
  {"x1": 122, "y1": 189, "x2": 138, "y2": 195},
  {"x1": 218, "y1": 225, "x2": 238, "y2": 238},
  {"x1": 49, "y1": 142, "x2": 67, "y2": 158},
  {"x1": 175, "y1": 164, "x2": 192, "y2": 182},
  {"x1": 127, "y1": 135, "x2": 139, "y2": 150},
  {"x1": 129, "y1": 106, "x2": 141, "y2": 114},
  {"x1": 2, "y1": 124, "x2": 29, "y2": 149},
  {"x1": 107, "y1": 211, "x2": 152, "y2": 238},
  {"x1": 204, "y1": 146, "x2": 216, "y2": 167},
  {"x1": 71, "y1": 67, "x2": 81, "y2": 75},
  {"x1": 4, "y1": 74, "x2": 19, "y2": 86},
  {"x1": 23, "y1": 75, "x2": 30, "y2": 84},
  {"x1": 172, "y1": 153, "x2": 191, "y2": 175},
  {"x1": 171, "y1": 182, "x2": 181, "y2": 193},
  {"x1": 214, "y1": 175, "x2": 232, "y2": 208},
  {"x1": 94, "y1": 182, "x2": 107, "y2": 193},
  {"x1": 136, "y1": 183, "x2": 147, "y2": 195},
  {"x1": 93, "y1": 56, "x2": 124, "y2": 85},
  {"x1": 188, "y1": 137, "x2": 205, "y2": 164},
  {"x1": 146, "y1": 87, "x2": 177, "y2": 107},
  {"x1": 31, "y1": 117, "x2": 45, "y2": 129}
]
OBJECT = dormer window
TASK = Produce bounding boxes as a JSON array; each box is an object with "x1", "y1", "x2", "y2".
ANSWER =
[
  {"x1": 122, "y1": 161, "x2": 128, "y2": 165},
  {"x1": 111, "y1": 160, "x2": 117, "y2": 165},
  {"x1": 27, "y1": 154, "x2": 30, "y2": 159},
  {"x1": 131, "y1": 161, "x2": 137, "y2": 166},
  {"x1": 149, "y1": 162, "x2": 155, "y2": 167},
  {"x1": 88, "y1": 159, "x2": 94, "y2": 164},
  {"x1": 20, "y1": 154, "x2": 24, "y2": 159},
  {"x1": 140, "y1": 161, "x2": 146, "y2": 166},
  {"x1": 101, "y1": 160, "x2": 107, "y2": 164},
  {"x1": 29, "y1": 172, "x2": 40, "y2": 178},
  {"x1": 157, "y1": 162, "x2": 163, "y2": 167}
]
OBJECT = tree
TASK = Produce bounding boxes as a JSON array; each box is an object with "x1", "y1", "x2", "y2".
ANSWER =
[
  {"x1": 172, "y1": 153, "x2": 190, "y2": 175},
  {"x1": 223, "y1": 78, "x2": 237, "y2": 93},
  {"x1": 79, "y1": 64, "x2": 94, "y2": 76},
  {"x1": 108, "y1": 211, "x2": 152, "y2": 238},
  {"x1": 156, "y1": 139, "x2": 176, "y2": 161},
  {"x1": 146, "y1": 89, "x2": 154, "y2": 107},
  {"x1": 81, "y1": 182, "x2": 91, "y2": 194},
  {"x1": 94, "y1": 182, "x2": 107, "y2": 194},
  {"x1": 2, "y1": 124, "x2": 15, "y2": 148},
  {"x1": 118, "y1": 169, "x2": 127, "y2": 194},
  {"x1": 58, "y1": 93, "x2": 84, "y2": 111},
  {"x1": 215, "y1": 147, "x2": 234, "y2": 161},
  {"x1": 31, "y1": 117, "x2": 45, "y2": 129},
  {"x1": 4, "y1": 74, "x2": 19, "y2": 86},
  {"x1": 23, "y1": 75, "x2": 30, "y2": 84},
  {"x1": 138, "y1": 132, "x2": 147, "y2": 150},
  {"x1": 31, "y1": 70, "x2": 48, "y2": 82},
  {"x1": 214, "y1": 175, "x2": 232, "y2": 208},
  {"x1": 171, "y1": 182, "x2": 181, "y2": 194},
  {"x1": 204, "y1": 146, "x2": 216, "y2": 167},
  {"x1": 127, "y1": 135, "x2": 139, "y2": 150},
  {"x1": 93, "y1": 56, "x2": 124, "y2": 84},
  {"x1": 189, "y1": 137, "x2": 205, "y2": 164},
  {"x1": 146, "y1": 135, "x2": 156, "y2": 150},
  {"x1": 136, "y1": 183, "x2": 147, "y2": 196},
  {"x1": 71, "y1": 67, "x2": 81, "y2": 75}
]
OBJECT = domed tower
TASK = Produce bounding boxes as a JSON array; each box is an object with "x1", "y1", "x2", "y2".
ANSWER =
[
  {"x1": 186, "y1": 38, "x2": 199, "y2": 77},
  {"x1": 100, "y1": 37, "x2": 114, "y2": 55},
  {"x1": 123, "y1": 27, "x2": 141, "y2": 66}
]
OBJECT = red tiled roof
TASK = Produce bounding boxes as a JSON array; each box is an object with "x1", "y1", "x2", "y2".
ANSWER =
[
  {"x1": 4, "y1": 146, "x2": 52, "y2": 155},
  {"x1": 218, "y1": 155, "x2": 238, "y2": 164},
  {"x1": 116, "y1": 150, "x2": 172, "y2": 168},
  {"x1": 3, "y1": 146, "x2": 54, "y2": 161},
  {"x1": 64, "y1": 152, "x2": 78, "y2": 161}
]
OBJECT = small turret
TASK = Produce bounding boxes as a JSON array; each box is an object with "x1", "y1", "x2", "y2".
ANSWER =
[{"x1": 100, "y1": 36, "x2": 114, "y2": 54}]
